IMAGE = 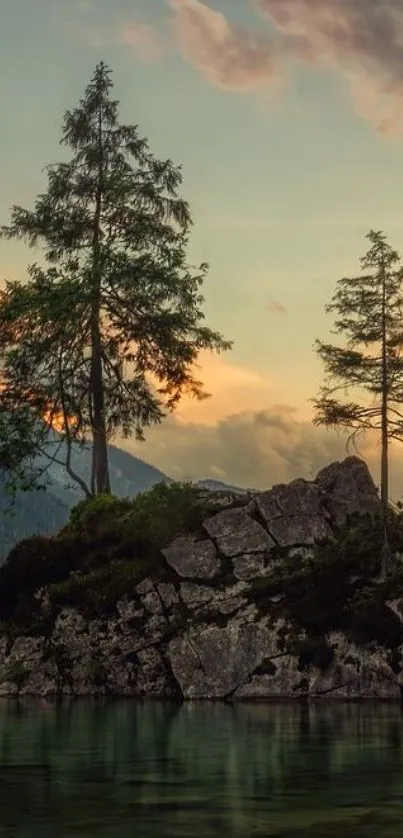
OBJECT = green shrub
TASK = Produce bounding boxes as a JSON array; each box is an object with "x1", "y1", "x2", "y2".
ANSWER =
[
  {"x1": 62, "y1": 482, "x2": 207, "y2": 570},
  {"x1": 47, "y1": 559, "x2": 155, "y2": 617},
  {"x1": 124, "y1": 481, "x2": 206, "y2": 550},
  {"x1": 65, "y1": 493, "x2": 133, "y2": 536},
  {"x1": 65, "y1": 482, "x2": 205, "y2": 548}
]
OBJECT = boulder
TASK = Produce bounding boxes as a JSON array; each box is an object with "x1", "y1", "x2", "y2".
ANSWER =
[
  {"x1": 315, "y1": 456, "x2": 380, "y2": 526},
  {"x1": 168, "y1": 618, "x2": 272, "y2": 699},
  {"x1": 256, "y1": 479, "x2": 331, "y2": 546},
  {"x1": 203, "y1": 507, "x2": 275, "y2": 556},
  {"x1": 162, "y1": 536, "x2": 221, "y2": 580}
]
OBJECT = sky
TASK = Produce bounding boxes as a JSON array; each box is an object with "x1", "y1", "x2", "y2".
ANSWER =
[{"x1": 2, "y1": 0, "x2": 403, "y2": 495}]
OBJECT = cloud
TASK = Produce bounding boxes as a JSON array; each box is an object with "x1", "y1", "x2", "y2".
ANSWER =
[
  {"x1": 120, "y1": 21, "x2": 164, "y2": 62},
  {"x1": 255, "y1": 0, "x2": 403, "y2": 134},
  {"x1": 122, "y1": 406, "x2": 343, "y2": 488},
  {"x1": 118, "y1": 354, "x2": 403, "y2": 496},
  {"x1": 266, "y1": 300, "x2": 286, "y2": 314},
  {"x1": 167, "y1": 0, "x2": 403, "y2": 133},
  {"x1": 122, "y1": 403, "x2": 403, "y2": 500},
  {"x1": 168, "y1": 0, "x2": 280, "y2": 90}
]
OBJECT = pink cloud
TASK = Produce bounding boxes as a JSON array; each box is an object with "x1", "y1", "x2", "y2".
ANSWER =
[
  {"x1": 254, "y1": 0, "x2": 403, "y2": 134},
  {"x1": 167, "y1": 0, "x2": 403, "y2": 133},
  {"x1": 254, "y1": 0, "x2": 403, "y2": 75},
  {"x1": 168, "y1": 0, "x2": 280, "y2": 90}
]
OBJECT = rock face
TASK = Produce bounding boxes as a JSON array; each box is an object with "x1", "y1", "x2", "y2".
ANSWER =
[
  {"x1": 315, "y1": 457, "x2": 381, "y2": 526},
  {"x1": 162, "y1": 536, "x2": 221, "y2": 580},
  {"x1": 0, "y1": 455, "x2": 398, "y2": 701}
]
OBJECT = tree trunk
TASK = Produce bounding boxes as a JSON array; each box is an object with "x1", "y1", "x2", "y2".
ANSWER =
[
  {"x1": 90, "y1": 100, "x2": 110, "y2": 495},
  {"x1": 380, "y1": 254, "x2": 390, "y2": 577},
  {"x1": 90, "y1": 318, "x2": 110, "y2": 494}
]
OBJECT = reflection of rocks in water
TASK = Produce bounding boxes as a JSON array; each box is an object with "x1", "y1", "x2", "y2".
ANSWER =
[{"x1": 0, "y1": 702, "x2": 402, "y2": 835}]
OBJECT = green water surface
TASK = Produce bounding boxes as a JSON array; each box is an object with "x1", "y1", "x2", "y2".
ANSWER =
[{"x1": 0, "y1": 700, "x2": 402, "y2": 836}]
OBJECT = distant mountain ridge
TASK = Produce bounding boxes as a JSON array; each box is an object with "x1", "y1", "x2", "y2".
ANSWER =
[
  {"x1": 41, "y1": 441, "x2": 170, "y2": 507},
  {"x1": 0, "y1": 485, "x2": 68, "y2": 562}
]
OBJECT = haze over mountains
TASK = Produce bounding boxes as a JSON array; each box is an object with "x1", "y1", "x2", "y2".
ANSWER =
[{"x1": 0, "y1": 442, "x2": 248, "y2": 562}]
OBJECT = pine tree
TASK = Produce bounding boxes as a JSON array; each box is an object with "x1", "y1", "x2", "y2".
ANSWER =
[
  {"x1": 0, "y1": 62, "x2": 231, "y2": 495},
  {"x1": 312, "y1": 230, "x2": 403, "y2": 577}
]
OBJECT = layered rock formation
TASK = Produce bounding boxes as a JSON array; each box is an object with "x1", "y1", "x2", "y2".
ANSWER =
[{"x1": 1, "y1": 456, "x2": 401, "y2": 700}]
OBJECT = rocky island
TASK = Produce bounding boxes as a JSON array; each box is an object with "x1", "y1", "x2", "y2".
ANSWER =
[{"x1": 1, "y1": 456, "x2": 403, "y2": 701}]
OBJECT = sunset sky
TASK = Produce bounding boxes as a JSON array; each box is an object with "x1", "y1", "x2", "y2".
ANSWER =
[{"x1": 2, "y1": 0, "x2": 403, "y2": 495}]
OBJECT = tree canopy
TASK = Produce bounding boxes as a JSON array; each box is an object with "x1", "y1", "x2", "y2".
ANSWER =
[
  {"x1": 313, "y1": 230, "x2": 403, "y2": 574},
  {"x1": 0, "y1": 62, "x2": 231, "y2": 496}
]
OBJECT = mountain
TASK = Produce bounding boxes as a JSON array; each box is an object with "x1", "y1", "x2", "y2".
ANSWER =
[
  {"x1": 0, "y1": 443, "x2": 170, "y2": 562},
  {"x1": 0, "y1": 486, "x2": 68, "y2": 562},
  {"x1": 42, "y1": 441, "x2": 170, "y2": 507}
]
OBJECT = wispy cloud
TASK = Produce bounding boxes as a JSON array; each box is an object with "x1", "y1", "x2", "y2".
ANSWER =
[
  {"x1": 266, "y1": 300, "x2": 286, "y2": 314},
  {"x1": 167, "y1": 0, "x2": 403, "y2": 133},
  {"x1": 168, "y1": 0, "x2": 280, "y2": 90}
]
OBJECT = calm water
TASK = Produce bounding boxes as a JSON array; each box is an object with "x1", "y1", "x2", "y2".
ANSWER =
[{"x1": 0, "y1": 701, "x2": 403, "y2": 836}]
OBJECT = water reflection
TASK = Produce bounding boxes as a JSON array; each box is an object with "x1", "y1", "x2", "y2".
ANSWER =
[{"x1": 0, "y1": 700, "x2": 402, "y2": 836}]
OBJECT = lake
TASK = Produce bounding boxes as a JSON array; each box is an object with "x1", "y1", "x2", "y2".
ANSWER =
[{"x1": 0, "y1": 700, "x2": 402, "y2": 836}]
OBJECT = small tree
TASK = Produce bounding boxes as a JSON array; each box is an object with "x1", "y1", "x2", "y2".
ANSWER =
[
  {"x1": 0, "y1": 62, "x2": 231, "y2": 496},
  {"x1": 312, "y1": 230, "x2": 403, "y2": 577}
]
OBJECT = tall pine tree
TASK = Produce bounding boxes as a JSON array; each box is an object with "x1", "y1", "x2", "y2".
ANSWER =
[
  {"x1": 0, "y1": 62, "x2": 231, "y2": 495},
  {"x1": 312, "y1": 230, "x2": 403, "y2": 576}
]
